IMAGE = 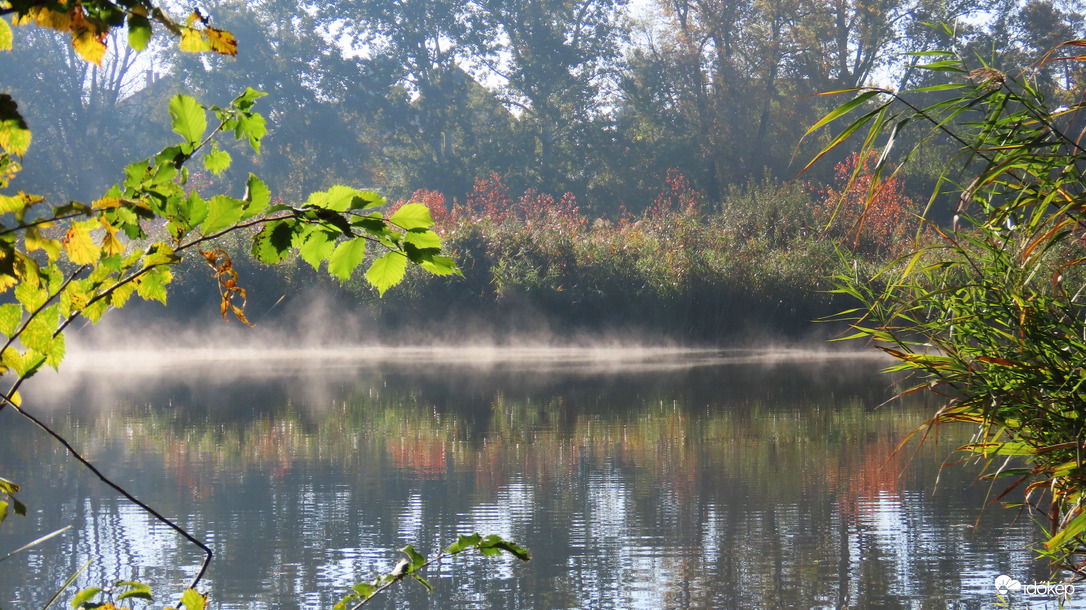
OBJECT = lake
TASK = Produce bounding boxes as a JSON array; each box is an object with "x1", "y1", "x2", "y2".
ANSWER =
[{"x1": 0, "y1": 347, "x2": 1075, "y2": 608}]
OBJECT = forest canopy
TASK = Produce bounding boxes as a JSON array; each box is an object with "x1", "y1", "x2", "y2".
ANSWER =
[{"x1": 4, "y1": 0, "x2": 1082, "y2": 217}]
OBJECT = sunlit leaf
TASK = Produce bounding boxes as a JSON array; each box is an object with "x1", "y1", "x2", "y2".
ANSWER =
[
  {"x1": 127, "y1": 14, "x2": 152, "y2": 51},
  {"x1": 327, "y1": 238, "x2": 366, "y2": 282},
  {"x1": 201, "y1": 195, "x2": 245, "y2": 235},
  {"x1": 115, "y1": 581, "x2": 153, "y2": 602},
  {"x1": 203, "y1": 146, "x2": 231, "y2": 175},
  {"x1": 404, "y1": 230, "x2": 441, "y2": 251},
  {"x1": 299, "y1": 229, "x2": 337, "y2": 270},
  {"x1": 478, "y1": 535, "x2": 531, "y2": 561},
  {"x1": 0, "y1": 303, "x2": 21, "y2": 337},
  {"x1": 99, "y1": 218, "x2": 125, "y2": 256},
  {"x1": 62, "y1": 219, "x2": 100, "y2": 265},
  {"x1": 234, "y1": 112, "x2": 266, "y2": 151},
  {"x1": 71, "y1": 26, "x2": 107, "y2": 66},
  {"x1": 419, "y1": 255, "x2": 459, "y2": 277},
  {"x1": 389, "y1": 203, "x2": 434, "y2": 231},
  {"x1": 0, "y1": 18, "x2": 12, "y2": 51},
  {"x1": 168, "y1": 95, "x2": 206, "y2": 144},
  {"x1": 180, "y1": 588, "x2": 206, "y2": 610},
  {"x1": 232, "y1": 87, "x2": 267, "y2": 111},
  {"x1": 70, "y1": 586, "x2": 102, "y2": 608},
  {"x1": 21, "y1": 305, "x2": 57, "y2": 355},
  {"x1": 0, "y1": 94, "x2": 31, "y2": 156},
  {"x1": 205, "y1": 27, "x2": 237, "y2": 55},
  {"x1": 179, "y1": 29, "x2": 210, "y2": 53},
  {"x1": 135, "y1": 266, "x2": 171, "y2": 305},
  {"x1": 251, "y1": 220, "x2": 294, "y2": 264},
  {"x1": 242, "y1": 174, "x2": 270, "y2": 219},
  {"x1": 352, "y1": 583, "x2": 376, "y2": 599},
  {"x1": 365, "y1": 251, "x2": 407, "y2": 295}
]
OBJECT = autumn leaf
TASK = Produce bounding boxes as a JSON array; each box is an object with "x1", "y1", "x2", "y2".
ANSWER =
[
  {"x1": 206, "y1": 27, "x2": 238, "y2": 55},
  {"x1": 0, "y1": 18, "x2": 12, "y2": 51},
  {"x1": 0, "y1": 94, "x2": 31, "y2": 156},
  {"x1": 62, "y1": 220, "x2": 101, "y2": 265}
]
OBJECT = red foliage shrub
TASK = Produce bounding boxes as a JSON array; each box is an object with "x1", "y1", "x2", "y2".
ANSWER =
[
  {"x1": 816, "y1": 152, "x2": 917, "y2": 256},
  {"x1": 649, "y1": 169, "x2": 705, "y2": 219}
]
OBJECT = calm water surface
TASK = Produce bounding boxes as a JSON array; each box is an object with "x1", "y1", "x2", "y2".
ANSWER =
[{"x1": 0, "y1": 349, "x2": 1074, "y2": 608}]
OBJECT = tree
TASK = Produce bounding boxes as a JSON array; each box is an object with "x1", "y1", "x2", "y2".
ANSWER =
[{"x1": 481, "y1": 0, "x2": 628, "y2": 196}]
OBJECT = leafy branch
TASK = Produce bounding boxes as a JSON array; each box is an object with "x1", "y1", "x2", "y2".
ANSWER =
[{"x1": 335, "y1": 533, "x2": 531, "y2": 610}]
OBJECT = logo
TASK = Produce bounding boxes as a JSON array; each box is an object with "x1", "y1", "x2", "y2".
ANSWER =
[
  {"x1": 995, "y1": 575, "x2": 1021, "y2": 595},
  {"x1": 994, "y1": 574, "x2": 1075, "y2": 597}
]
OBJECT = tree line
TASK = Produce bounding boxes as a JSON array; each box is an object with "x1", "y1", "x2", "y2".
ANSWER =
[{"x1": 4, "y1": 0, "x2": 1082, "y2": 217}]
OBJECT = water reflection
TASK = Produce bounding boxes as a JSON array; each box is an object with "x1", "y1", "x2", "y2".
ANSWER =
[{"x1": 0, "y1": 351, "x2": 1069, "y2": 608}]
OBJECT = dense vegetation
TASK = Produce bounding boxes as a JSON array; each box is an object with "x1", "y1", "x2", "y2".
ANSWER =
[{"x1": 820, "y1": 35, "x2": 1086, "y2": 580}]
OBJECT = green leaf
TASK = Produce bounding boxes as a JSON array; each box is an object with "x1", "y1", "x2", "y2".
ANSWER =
[
  {"x1": 14, "y1": 281, "x2": 47, "y2": 312},
  {"x1": 411, "y1": 573, "x2": 434, "y2": 592},
  {"x1": 401, "y1": 544, "x2": 426, "y2": 569},
  {"x1": 350, "y1": 192, "x2": 384, "y2": 210},
  {"x1": 0, "y1": 303, "x2": 21, "y2": 337},
  {"x1": 327, "y1": 238, "x2": 367, "y2": 283},
  {"x1": 352, "y1": 583, "x2": 376, "y2": 599},
  {"x1": 201, "y1": 195, "x2": 245, "y2": 235},
  {"x1": 243, "y1": 174, "x2": 270, "y2": 219},
  {"x1": 0, "y1": 501, "x2": 7, "y2": 525},
  {"x1": 1046, "y1": 509, "x2": 1086, "y2": 551},
  {"x1": 803, "y1": 89, "x2": 881, "y2": 138},
  {"x1": 404, "y1": 230, "x2": 441, "y2": 251},
  {"x1": 70, "y1": 586, "x2": 102, "y2": 609},
  {"x1": 389, "y1": 203, "x2": 434, "y2": 231},
  {"x1": 251, "y1": 220, "x2": 294, "y2": 264},
  {"x1": 0, "y1": 477, "x2": 18, "y2": 495},
  {"x1": 169, "y1": 95, "x2": 206, "y2": 144},
  {"x1": 232, "y1": 87, "x2": 267, "y2": 111},
  {"x1": 203, "y1": 146, "x2": 231, "y2": 175},
  {"x1": 45, "y1": 333, "x2": 64, "y2": 370},
  {"x1": 21, "y1": 305, "x2": 57, "y2": 355},
  {"x1": 135, "y1": 266, "x2": 171, "y2": 305},
  {"x1": 305, "y1": 185, "x2": 363, "y2": 213},
  {"x1": 299, "y1": 229, "x2": 338, "y2": 270},
  {"x1": 0, "y1": 94, "x2": 32, "y2": 156},
  {"x1": 478, "y1": 535, "x2": 531, "y2": 561},
  {"x1": 445, "y1": 533, "x2": 482, "y2": 555},
  {"x1": 127, "y1": 14, "x2": 152, "y2": 51},
  {"x1": 366, "y1": 251, "x2": 407, "y2": 295},
  {"x1": 419, "y1": 255, "x2": 459, "y2": 277},
  {"x1": 179, "y1": 191, "x2": 208, "y2": 230},
  {"x1": 234, "y1": 112, "x2": 266, "y2": 151},
  {"x1": 116, "y1": 581, "x2": 153, "y2": 602}
]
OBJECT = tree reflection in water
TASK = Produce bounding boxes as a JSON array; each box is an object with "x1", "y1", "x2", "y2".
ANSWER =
[{"x1": 0, "y1": 351, "x2": 1051, "y2": 608}]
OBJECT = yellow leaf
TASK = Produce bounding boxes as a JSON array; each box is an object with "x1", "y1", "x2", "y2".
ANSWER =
[
  {"x1": 92, "y1": 197, "x2": 122, "y2": 209},
  {"x1": 25, "y1": 227, "x2": 61, "y2": 262},
  {"x1": 0, "y1": 18, "x2": 12, "y2": 51},
  {"x1": 179, "y1": 29, "x2": 210, "y2": 53},
  {"x1": 21, "y1": 7, "x2": 72, "y2": 31},
  {"x1": 62, "y1": 220, "x2": 101, "y2": 265},
  {"x1": 99, "y1": 218, "x2": 125, "y2": 257},
  {"x1": 71, "y1": 26, "x2": 107, "y2": 65},
  {"x1": 205, "y1": 27, "x2": 238, "y2": 55}
]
